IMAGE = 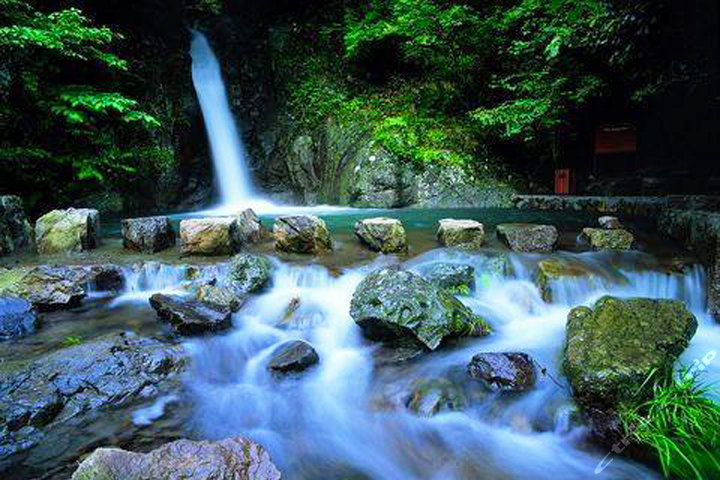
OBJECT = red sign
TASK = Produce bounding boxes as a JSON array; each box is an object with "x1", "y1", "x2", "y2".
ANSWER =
[{"x1": 595, "y1": 124, "x2": 637, "y2": 154}]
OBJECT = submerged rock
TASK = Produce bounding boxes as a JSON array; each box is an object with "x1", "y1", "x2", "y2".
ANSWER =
[
  {"x1": 349, "y1": 268, "x2": 489, "y2": 351},
  {"x1": 0, "y1": 332, "x2": 186, "y2": 460},
  {"x1": 267, "y1": 339, "x2": 319, "y2": 374},
  {"x1": 196, "y1": 285, "x2": 246, "y2": 312},
  {"x1": 563, "y1": 296, "x2": 697, "y2": 410},
  {"x1": 179, "y1": 217, "x2": 237, "y2": 256},
  {"x1": 354, "y1": 217, "x2": 408, "y2": 253},
  {"x1": 234, "y1": 208, "x2": 265, "y2": 245},
  {"x1": 273, "y1": 215, "x2": 332, "y2": 254},
  {"x1": 496, "y1": 223, "x2": 558, "y2": 253},
  {"x1": 228, "y1": 253, "x2": 273, "y2": 294},
  {"x1": 71, "y1": 437, "x2": 281, "y2": 480},
  {"x1": 467, "y1": 352, "x2": 536, "y2": 392},
  {"x1": 0, "y1": 195, "x2": 32, "y2": 256},
  {"x1": 581, "y1": 227, "x2": 634, "y2": 250},
  {"x1": 422, "y1": 263, "x2": 475, "y2": 295},
  {"x1": 0, "y1": 266, "x2": 85, "y2": 311},
  {"x1": 121, "y1": 216, "x2": 175, "y2": 253},
  {"x1": 436, "y1": 219, "x2": 484, "y2": 249},
  {"x1": 35, "y1": 208, "x2": 100, "y2": 254},
  {"x1": 0, "y1": 297, "x2": 37, "y2": 340},
  {"x1": 598, "y1": 216, "x2": 623, "y2": 230},
  {"x1": 405, "y1": 378, "x2": 467, "y2": 416},
  {"x1": 149, "y1": 294, "x2": 232, "y2": 336}
]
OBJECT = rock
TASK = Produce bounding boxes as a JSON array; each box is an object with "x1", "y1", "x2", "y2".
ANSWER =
[
  {"x1": 422, "y1": 263, "x2": 475, "y2": 295},
  {"x1": 348, "y1": 145, "x2": 417, "y2": 208},
  {"x1": 534, "y1": 258, "x2": 594, "y2": 302},
  {"x1": 234, "y1": 208, "x2": 264, "y2": 245},
  {"x1": 563, "y1": 296, "x2": 697, "y2": 410},
  {"x1": 0, "y1": 332, "x2": 186, "y2": 460},
  {"x1": 598, "y1": 216, "x2": 623, "y2": 230},
  {"x1": 149, "y1": 294, "x2": 232, "y2": 336},
  {"x1": 581, "y1": 228, "x2": 634, "y2": 250},
  {"x1": 179, "y1": 217, "x2": 238, "y2": 256},
  {"x1": 349, "y1": 268, "x2": 489, "y2": 351},
  {"x1": 0, "y1": 266, "x2": 85, "y2": 311},
  {"x1": 71, "y1": 437, "x2": 281, "y2": 480},
  {"x1": 0, "y1": 196, "x2": 32, "y2": 255},
  {"x1": 0, "y1": 297, "x2": 38, "y2": 340},
  {"x1": 267, "y1": 340, "x2": 319, "y2": 374},
  {"x1": 496, "y1": 223, "x2": 558, "y2": 253},
  {"x1": 273, "y1": 215, "x2": 332, "y2": 254},
  {"x1": 196, "y1": 285, "x2": 246, "y2": 312},
  {"x1": 436, "y1": 219, "x2": 484, "y2": 249},
  {"x1": 228, "y1": 253, "x2": 273, "y2": 294},
  {"x1": 467, "y1": 352, "x2": 536, "y2": 392},
  {"x1": 121, "y1": 216, "x2": 175, "y2": 253},
  {"x1": 354, "y1": 217, "x2": 408, "y2": 253},
  {"x1": 405, "y1": 378, "x2": 467, "y2": 416},
  {"x1": 35, "y1": 208, "x2": 100, "y2": 254},
  {"x1": 414, "y1": 163, "x2": 514, "y2": 208}
]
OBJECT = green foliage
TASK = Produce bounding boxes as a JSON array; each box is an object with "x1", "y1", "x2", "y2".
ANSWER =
[
  {"x1": 620, "y1": 371, "x2": 720, "y2": 479},
  {"x1": 62, "y1": 335, "x2": 83, "y2": 346}
]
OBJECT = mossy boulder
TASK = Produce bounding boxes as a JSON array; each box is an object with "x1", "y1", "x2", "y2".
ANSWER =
[
  {"x1": 563, "y1": 296, "x2": 697, "y2": 410},
  {"x1": 581, "y1": 227, "x2": 634, "y2": 250},
  {"x1": 496, "y1": 223, "x2": 558, "y2": 253},
  {"x1": 196, "y1": 285, "x2": 246, "y2": 312},
  {"x1": 35, "y1": 208, "x2": 99, "y2": 254},
  {"x1": 421, "y1": 263, "x2": 475, "y2": 295},
  {"x1": 0, "y1": 266, "x2": 85, "y2": 311},
  {"x1": 273, "y1": 215, "x2": 332, "y2": 254},
  {"x1": 228, "y1": 253, "x2": 274, "y2": 294},
  {"x1": 349, "y1": 268, "x2": 489, "y2": 351},
  {"x1": 436, "y1": 219, "x2": 484, "y2": 249},
  {"x1": 354, "y1": 217, "x2": 408, "y2": 253}
]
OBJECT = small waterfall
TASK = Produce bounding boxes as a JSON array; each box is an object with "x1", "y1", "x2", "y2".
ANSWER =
[
  {"x1": 111, "y1": 262, "x2": 189, "y2": 305},
  {"x1": 190, "y1": 30, "x2": 255, "y2": 207}
]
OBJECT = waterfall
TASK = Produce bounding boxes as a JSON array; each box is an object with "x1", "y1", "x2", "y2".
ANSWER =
[{"x1": 190, "y1": 30, "x2": 254, "y2": 207}]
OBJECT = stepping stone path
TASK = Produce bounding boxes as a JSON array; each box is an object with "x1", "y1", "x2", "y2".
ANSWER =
[
  {"x1": 35, "y1": 207, "x2": 99, "y2": 254},
  {"x1": 496, "y1": 223, "x2": 558, "y2": 253},
  {"x1": 354, "y1": 217, "x2": 408, "y2": 253},
  {"x1": 437, "y1": 219, "x2": 484, "y2": 249},
  {"x1": 273, "y1": 215, "x2": 332, "y2": 254},
  {"x1": 121, "y1": 216, "x2": 175, "y2": 253}
]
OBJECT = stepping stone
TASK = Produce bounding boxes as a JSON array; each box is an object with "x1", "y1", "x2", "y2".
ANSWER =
[
  {"x1": 122, "y1": 216, "x2": 175, "y2": 253},
  {"x1": 354, "y1": 217, "x2": 408, "y2": 253},
  {"x1": 437, "y1": 219, "x2": 484, "y2": 249},
  {"x1": 496, "y1": 223, "x2": 558, "y2": 253},
  {"x1": 273, "y1": 215, "x2": 331, "y2": 254}
]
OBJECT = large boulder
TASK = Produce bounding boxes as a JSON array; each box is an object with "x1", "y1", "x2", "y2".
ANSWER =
[
  {"x1": 349, "y1": 269, "x2": 489, "y2": 351},
  {"x1": 563, "y1": 296, "x2": 697, "y2": 410},
  {"x1": 273, "y1": 215, "x2": 332, "y2": 254},
  {"x1": 0, "y1": 196, "x2": 32, "y2": 255},
  {"x1": 467, "y1": 352, "x2": 536, "y2": 392},
  {"x1": 35, "y1": 208, "x2": 100, "y2": 254},
  {"x1": 234, "y1": 208, "x2": 265, "y2": 245},
  {"x1": 0, "y1": 297, "x2": 38, "y2": 340},
  {"x1": 421, "y1": 263, "x2": 475, "y2": 295},
  {"x1": 581, "y1": 227, "x2": 634, "y2": 250},
  {"x1": 179, "y1": 217, "x2": 237, "y2": 256},
  {"x1": 267, "y1": 340, "x2": 319, "y2": 374},
  {"x1": 228, "y1": 253, "x2": 274, "y2": 294},
  {"x1": 71, "y1": 437, "x2": 281, "y2": 480},
  {"x1": 0, "y1": 332, "x2": 186, "y2": 460},
  {"x1": 496, "y1": 223, "x2": 558, "y2": 253},
  {"x1": 0, "y1": 266, "x2": 85, "y2": 311},
  {"x1": 354, "y1": 217, "x2": 408, "y2": 254},
  {"x1": 121, "y1": 216, "x2": 175, "y2": 253},
  {"x1": 149, "y1": 294, "x2": 232, "y2": 336},
  {"x1": 436, "y1": 219, "x2": 484, "y2": 249}
]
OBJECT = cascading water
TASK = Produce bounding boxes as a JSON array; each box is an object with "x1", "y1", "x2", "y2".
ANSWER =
[{"x1": 190, "y1": 31, "x2": 256, "y2": 208}]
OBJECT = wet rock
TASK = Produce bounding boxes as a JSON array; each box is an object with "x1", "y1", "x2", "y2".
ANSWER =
[
  {"x1": 348, "y1": 146, "x2": 417, "y2": 208},
  {"x1": 405, "y1": 378, "x2": 467, "y2": 416},
  {"x1": 354, "y1": 217, "x2": 408, "y2": 253},
  {"x1": 564, "y1": 296, "x2": 697, "y2": 410},
  {"x1": 581, "y1": 228, "x2": 634, "y2": 250},
  {"x1": 436, "y1": 219, "x2": 484, "y2": 249},
  {"x1": 228, "y1": 253, "x2": 273, "y2": 294},
  {"x1": 196, "y1": 285, "x2": 246, "y2": 312},
  {"x1": 598, "y1": 216, "x2": 623, "y2": 230},
  {"x1": 0, "y1": 297, "x2": 38, "y2": 340},
  {"x1": 267, "y1": 340, "x2": 319, "y2": 374},
  {"x1": 179, "y1": 217, "x2": 237, "y2": 256},
  {"x1": 234, "y1": 208, "x2": 265, "y2": 245},
  {"x1": 121, "y1": 216, "x2": 175, "y2": 253},
  {"x1": 35, "y1": 208, "x2": 100, "y2": 254},
  {"x1": 414, "y1": 163, "x2": 514, "y2": 208},
  {"x1": 149, "y1": 294, "x2": 232, "y2": 336},
  {"x1": 350, "y1": 268, "x2": 489, "y2": 351},
  {"x1": 496, "y1": 223, "x2": 558, "y2": 253},
  {"x1": 71, "y1": 436, "x2": 281, "y2": 480},
  {"x1": 273, "y1": 215, "x2": 332, "y2": 254},
  {"x1": 533, "y1": 258, "x2": 594, "y2": 302},
  {"x1": 422, "y1": 263, "x2": 475, "y2": 295},
  {"x1": 467, "y1": 352, "x2": 536, "y2": 392},
  {"x1": 0, "y1": 332, "x2": 186, "y2": 461},
  {"x1": 0, "y1": 195, "x2": 32, "y2": 256},
  {"x1": 0, "y1": 266, "x2": 85, "y2": 311}
]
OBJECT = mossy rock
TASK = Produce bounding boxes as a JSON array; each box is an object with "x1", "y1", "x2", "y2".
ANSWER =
[
  {"x1": 228, "y1": 253, "x2": 274, "y2": 294},
  {"x1": 581, "y1": 228, "x2": 634, "y2": 250},
  {"x1": 354, "y1": 217, "x2": 408, "y2": 254},
  {"x1": 534, "y1": 258, "x2": 594, "y2": 302},
  {"x1": 422, "y1": 263, "x2": 475, "y2": 295}
]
